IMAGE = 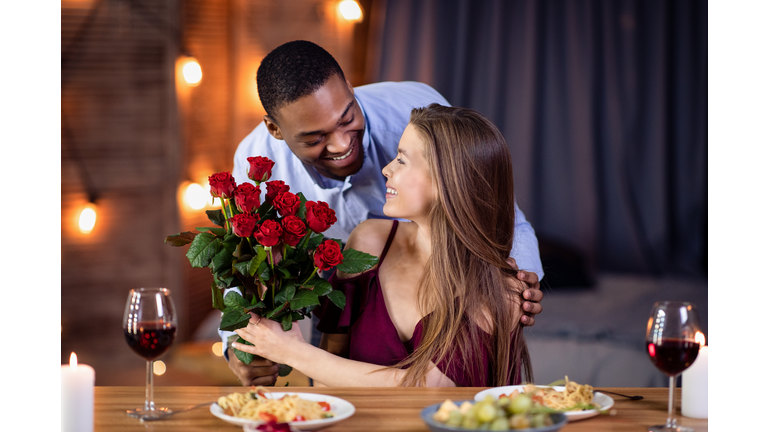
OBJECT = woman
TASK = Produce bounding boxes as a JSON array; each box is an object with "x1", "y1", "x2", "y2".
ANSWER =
[{"x1": 233, "y1": 104, "x2": 533, "y2": 387}]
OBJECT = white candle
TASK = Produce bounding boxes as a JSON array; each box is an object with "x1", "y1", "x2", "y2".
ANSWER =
[
  {"x1": 61, "y1": 352, "x2": 95, "y2": 432},
  {"x1": 681, "y1": 344, "x2": 708, "y2": 419}
]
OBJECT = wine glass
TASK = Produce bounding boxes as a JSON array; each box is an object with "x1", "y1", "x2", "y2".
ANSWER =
[
  {"x1": 123, "y1": 287, "x2": 177, "y2": 420},
  {"x1": 645, "y1": 301, "x2": 701, "y2": 432}
]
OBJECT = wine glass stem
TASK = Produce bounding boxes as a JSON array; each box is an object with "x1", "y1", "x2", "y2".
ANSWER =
[
  {"x1": 666, "y1": 375, "x2": 676, "y2": 427},
  {"x1": 145, "y1": 360, "x2": 156, "y2": 412}
]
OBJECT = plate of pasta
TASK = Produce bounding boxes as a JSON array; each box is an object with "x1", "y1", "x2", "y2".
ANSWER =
[
  {"x1": 211, "y1": 388, "x2": 355, "y2": 430},
  {"x1": 473, "y1": 377, "x2": 614, "y2": 421}
]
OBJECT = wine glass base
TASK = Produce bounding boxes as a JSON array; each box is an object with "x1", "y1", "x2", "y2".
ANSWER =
[
  {"x1": 126, "y1": 407, "x2": 173, "y2": 420},
  {"x1": 648, "y1": 425, "x2": 695, "y2": 432}
]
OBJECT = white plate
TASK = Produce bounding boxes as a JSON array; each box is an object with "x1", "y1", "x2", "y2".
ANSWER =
[
  {"x1": 209, "y1": 392, "x2": 355, "y2": 431},
  {"x1": 474, "y1": 385, "x2": 614, "y2": 421}
]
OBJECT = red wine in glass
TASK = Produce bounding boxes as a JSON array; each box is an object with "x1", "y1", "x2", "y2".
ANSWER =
[
  {"x1": 645, "y1": 301, "x2": 702, "y2": 432},
  {"x1": 123, "y1": 287, "x2": 177, "y2": 420},
  {"x1": 647, "y1": 339, "x2": 700, "y2": 376},
  {"x1": 124, "y1": 322, "x2": 177, "y2": 360}
]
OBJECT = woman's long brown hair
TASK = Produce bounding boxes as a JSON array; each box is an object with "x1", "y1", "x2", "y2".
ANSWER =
[{"x1": 394, "y1": 103, "x2": 533, "y2": 387}]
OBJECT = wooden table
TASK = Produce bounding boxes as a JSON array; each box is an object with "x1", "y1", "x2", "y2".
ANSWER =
[{"x1": 95, "y1": 386, "x2": 708, "y2": 431}]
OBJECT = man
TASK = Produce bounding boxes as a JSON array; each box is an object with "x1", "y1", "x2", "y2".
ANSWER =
[{"x1": 224, "y1": 40, "x2": 544, "y2": 386}]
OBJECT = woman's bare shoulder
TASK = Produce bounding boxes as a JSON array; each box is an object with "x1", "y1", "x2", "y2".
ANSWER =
[{"x1": 344, "y1": 219, "x2": 395, "y2": 257}]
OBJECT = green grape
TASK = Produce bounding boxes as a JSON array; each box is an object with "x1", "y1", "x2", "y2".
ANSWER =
[
  {"x1": 489, "y1": 417, "x2": 510, "y2": 431},
  {"x1": 476, "y1": 402, "x2": 497, "y2": 423},
  {"x1": 531, "y1": 413, "x2": 547, "y2": 428},
  {"x1": 461, "y1": 413, "x2": 480, "y2": 429},
  {"x1": 509, "y1": 394, "x2": 533, "y2": 414},
  {"x1": 446, "y1": 410, "x2": 463, "y2": 426}
]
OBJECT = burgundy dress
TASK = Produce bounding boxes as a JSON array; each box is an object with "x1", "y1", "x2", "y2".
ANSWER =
[{"x1": 315, "y1": 220, "x2": 522, "y2": 387}]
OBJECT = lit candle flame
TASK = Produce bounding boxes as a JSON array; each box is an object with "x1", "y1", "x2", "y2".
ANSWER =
[
  {"x1": 695, "y1": 331, "x2": 706, "y2": 346},
  {"x1": 70, "y1": 352, "x2": 78, "y2": 369}
]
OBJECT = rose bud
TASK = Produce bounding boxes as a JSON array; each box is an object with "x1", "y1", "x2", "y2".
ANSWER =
[
  {"x1": 234, "y1": 182, "x2": 261, "y2": 213},
  {"x1": 273, "y1": 191, "x2": 300, "y2": 217},
  {"x1": 247, "y1": 156, "x2": 275, "y2": 183},
  {"x1": 208, "y1": 172, "x2": 237, "y2": 199},
  {"x1": 265, "y1": 180, "x2": 290, "y2": 203},
  {"x1": 254, "y1": 219, "x2": 283, "y2": 247},
  {"x1": 314, "y1": 239, "x2": 344, "y2": 271},
  {"x1": 281, "y1": 215, "x2": 306, "y2": 247},
  {"x1": 229, "y1": 213, "x2": 260, "y2": 238},
  {"x1": 305, "y1": 201, "x2": 337, "y2": 233}
]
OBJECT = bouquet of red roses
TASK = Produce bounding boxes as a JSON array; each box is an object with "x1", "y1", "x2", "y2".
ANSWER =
[{"x1": 165, "y1": 156, "x2": 378, "y2": 365}]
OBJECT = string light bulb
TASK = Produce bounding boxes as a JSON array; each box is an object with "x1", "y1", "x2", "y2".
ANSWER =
[
  {"x1": 181, "y1": 56, "x2": 203, "y2": 86},
  {"x1": 184, "y1": 182, "x2": 208, "y2": 210},
  {"x1": 79, "y1": 203, "x2": 97, "y2": 234},
  {"x1": 339, "y1": 0, "x2": 363, "y2": 21}
]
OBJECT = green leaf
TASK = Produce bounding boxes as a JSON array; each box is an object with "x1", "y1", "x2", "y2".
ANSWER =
[
  {"x1": 289, "y1": 289, "x2": 320, "y2": 310},
  {"x1": 223, "y1": 233, "x2": 241, "y2": 246},
  {"x1": 164, "y1": 231, "x2": 197, "y2": 247},
  {"x1": 233, "y1": 260, "x2": 250, "y2": 276},
  {"x1": 337, "y1": 249, "x2": 379, "y2": 274},
  {"x1": 249, "y1": 246, "x2": 268, "y2": 276},
  {"x1": 245, "y1": 301, "x2": 265, "y2": 311},
  {"x1": 257, "y1": 201, "x2": 277, "y2": 220},
  {"x1": 224, "y1": 291, "x2": 249, "y2": 309},
  {"x1": 278, "y1": 364, "x2": 293, "y2": 377},
  {"x1": 196, "y1": 227, "x2": 227, "y2": 237},
  {"x1": 281, "y1": 312, "x2": 294, "y2": 331},
  {"x1": 206, "y1": 209, "x2": 227, "y2": 227},
  {"x1": 311, "y1": 279, "x2": 332, "y2": 297},
  {"x1": 265, "y1": 302, "x2": 287, "y2": 319},
  {"x1": 307, "y1": 233, "x2": 324, "y2": 250},
  {"x1": 212, "y1": 242, "x2": 237, "y2": 275},
  {"x1": 211, "y1": 283, "x2": 226, "y2": 311},
  {"x1": 234, "y1": 337, "x2": 254, "y2": 365},
  {"x1": 327, "y1": 290, "x2": 346, "y2": 310},
  {"x1": 296, "y1": 192, "x2": 308, "y2": 220},
  {"x1": 275, "y1": 282, "x2": 297, "y2": 305},
  {"x1": 220, "y1": 308, "x2": 251, "y2": 331},
  {"x1": 186, "y1": 232, "x2": 221, "y2": 268}
]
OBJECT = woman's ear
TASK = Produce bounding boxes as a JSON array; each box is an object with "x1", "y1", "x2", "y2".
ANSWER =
[{"x1": 263, "y1": 115, "x2": 284, "y2": 140}]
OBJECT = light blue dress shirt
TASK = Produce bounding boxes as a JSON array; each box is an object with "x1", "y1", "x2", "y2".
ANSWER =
[{"x1": 222, "y1": 82, "x2": 543, "y2": 356}]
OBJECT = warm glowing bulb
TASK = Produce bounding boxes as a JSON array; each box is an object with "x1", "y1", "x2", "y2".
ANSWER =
[
  {"x1": 79, "y1": 203, "x2": 97, "y2": 234},
  {"x1": 339, "y1": 0, "x2": 362, "y2": 21},
  {"x1": 185, "y1": 182, "x2": 208, "y2": 209},
  {"x1": 695, "y1": 331, "x2": 706, "y2": 346},
  {"x1": 182, "y1": 58, "x2": 203, "y2": 86},
  {"x1": 212, "y1": 342, "x2": 223, "y2": 357},
  {"x1": 70, "y1": 352, "x2": 78, "y2": 368},
  {"x1": 153, "y1": 360, "x2": 167, "y2": 375}
]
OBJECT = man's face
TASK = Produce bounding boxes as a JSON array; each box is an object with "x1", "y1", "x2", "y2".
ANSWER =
[{"x1": 264, "y1": 74, "x2": 365, "y2": 180}]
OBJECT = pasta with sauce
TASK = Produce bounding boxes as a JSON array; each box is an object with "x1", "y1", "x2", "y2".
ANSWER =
[{"x1": 217, "y1": 387, "x2": 334, "y2": 422}]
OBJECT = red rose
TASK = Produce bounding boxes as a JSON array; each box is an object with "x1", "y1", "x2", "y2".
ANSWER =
[
  {"x1": 208, "y1": 172, "x2": 237, "y2": 199},
  {"x1": 229, "y1": 213, "x2": 260, "y2": 238},
  {"x1": 247, "y1": 156, "x2": 275, "y2": 183},
  {"x1": 265, "y1": 180, "x2": 290, "y2": 203},
  {"x1": 234, "y1": 182, "x2": 261, "y2": 213},
  {"x1": 254, "y1": 219, "x2": 283, "y2": 247},
  {"x1": 305, "y1": 201, "x2": 337, "y2": 233},
  {"x1": 273, "y1": 191, "x2": 300, "y2": 217},
  {"x1": 313, "y1": 239, "x2": 343, "y2": 271},
  {"x1": 281, "y1": 216, "x2": 306, "y2": 246}
]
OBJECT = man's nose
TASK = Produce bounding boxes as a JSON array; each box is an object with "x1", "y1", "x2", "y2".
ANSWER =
[{"x1": 325, "y1": 130, "x2": 348, "y2": 154}]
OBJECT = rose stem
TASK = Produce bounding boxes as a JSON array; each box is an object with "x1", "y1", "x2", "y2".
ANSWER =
[{"x1": 219, "y1": 197, "x2": 231, "y2": 232}]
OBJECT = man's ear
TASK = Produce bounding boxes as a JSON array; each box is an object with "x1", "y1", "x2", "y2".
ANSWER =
[{"x1": 263, "y1": 115, "x2": 284, "y2": 140}]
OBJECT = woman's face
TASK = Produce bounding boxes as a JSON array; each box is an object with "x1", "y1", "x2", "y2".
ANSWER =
[{"x1": 382, "y1": 124, "x2": 436, "y2": 221}]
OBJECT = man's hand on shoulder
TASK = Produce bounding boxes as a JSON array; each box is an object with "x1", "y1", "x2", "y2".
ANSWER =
[
  {"x1": 506, "y1": 257, "x2": 543, "y2": 327},
  {"x1": 226, "y1": 348, "x2": 280, "y2": 386}
]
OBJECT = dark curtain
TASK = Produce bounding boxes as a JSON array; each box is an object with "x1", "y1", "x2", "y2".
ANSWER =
[{"x1": 366, "y1": 0, "x2": 706, "y2": 279}]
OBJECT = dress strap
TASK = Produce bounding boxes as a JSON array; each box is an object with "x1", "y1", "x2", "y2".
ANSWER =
[{"x1": 377, "y1": 220, "x2": 399, "y2": 266}]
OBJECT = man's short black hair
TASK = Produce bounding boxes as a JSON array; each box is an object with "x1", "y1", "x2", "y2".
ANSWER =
[{"x1": 257, "y1": 40, "x2": 346, "y2": 121}]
